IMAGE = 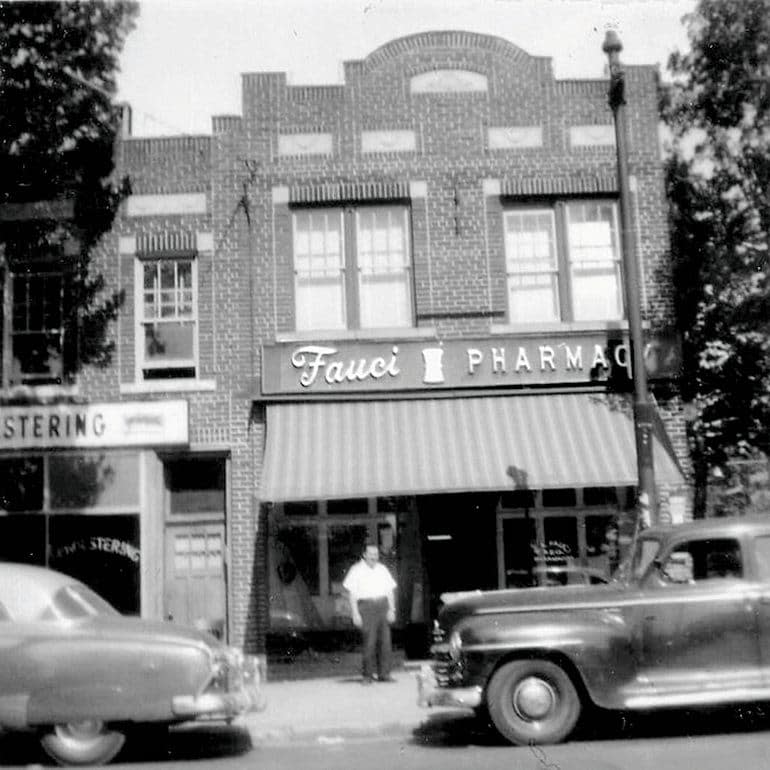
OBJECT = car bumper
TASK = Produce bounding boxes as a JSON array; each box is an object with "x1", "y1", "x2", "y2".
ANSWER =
[
  {"x1": 172, "y1": 655, "x2": 267, "y2": 720},
  {"x1": 416, "y1": 664, "x2": 482, "y2": 709}
]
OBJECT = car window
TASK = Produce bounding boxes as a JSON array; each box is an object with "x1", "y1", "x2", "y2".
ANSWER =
[
  {"x1": 755, "y1": 535, "x2": 770, "y2": 582},
  {"x1": 43, "y1": 584, "x2": 120, "y2": 620},
  {"x1": 662, "y1": 538, "x2": 743, "y2": 584}
]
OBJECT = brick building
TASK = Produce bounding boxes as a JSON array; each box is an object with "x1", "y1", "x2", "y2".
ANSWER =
[{"x1": 0, "y1": 31, "x2": 691, "y2": 658}]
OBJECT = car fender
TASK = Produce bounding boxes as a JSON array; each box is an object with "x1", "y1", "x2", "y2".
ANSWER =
[
  {"x1": 23, "y1": 637, "x2": 212, "y2": 725},
  {"x1": 457, "y1": 608, "x2": 637, "y2": 709}
]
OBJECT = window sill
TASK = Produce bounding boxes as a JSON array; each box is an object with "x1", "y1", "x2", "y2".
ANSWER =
[
  {"x1": 120, "y1": 379, "x2": 217, "y2": 394},
  {"x1": 490, "y1": 321, "x2": 633, "y2": 335},
  {"x1": 0, "y1": 383, "x2": 79, "y2": 401},
  {"x1": 275, "y1": 327, "x2": 437, "y2": 343}
]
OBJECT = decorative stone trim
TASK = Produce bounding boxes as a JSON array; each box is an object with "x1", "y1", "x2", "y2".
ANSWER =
[
  {"x1": 272, "y1": 186, "x2": 290, "y2": 205},
  {"x1": 118, "y1": 235, "x2": 136, "y2": 255},
  {"x1": 126, "y1": 193, "x2": 207, "y2": 217},
  {"x1": 361, "y1": 130, "x2": 416, "y2": 154},
  {"x1": 501, "y1": 174, "x2": 617, "y2": 196},
  {"x1": 196, "y1": 231, "x2": 214, "y2": 252},
  {"x1": 488, "y1": 126, "x2": 543, "y2": 149},
  {"x1": 289, "y1": 180, "x2": 410, "y2": 204},
  {"x1": 136, "y1": 230, "x2": 196, "y2": 254},
  {"x1": 408, "y1": 181, "x2": 428, "y2": 199},
  {"x1": 277, "y1": 132, "x2": 333, "y2": 157},
  {"x1": 569, "y1": 125, "x2": 616, "y2": 147},
  {"x1": 410, "y1": 69, "x2": 488, "y2": 93},
  {"x1": 482, "y1": 179, "x2": 501, "y2": 197}
]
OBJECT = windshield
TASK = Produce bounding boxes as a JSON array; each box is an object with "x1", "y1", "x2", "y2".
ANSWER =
[
  {"x1": 614, "y1": 536, "x2": 661, "y2": 582},
  {"x1": 44, "y1": 584, "x2": 120, "y2": 620}
]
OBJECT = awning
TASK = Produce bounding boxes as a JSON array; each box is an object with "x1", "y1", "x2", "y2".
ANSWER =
[{"x1": 259, "y1": 393, "x2": 684, "y2": 502}]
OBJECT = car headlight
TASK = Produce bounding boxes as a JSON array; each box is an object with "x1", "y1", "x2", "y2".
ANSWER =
[{"x1": 448, "y1": 630, "x2": 463, "y2": 661}]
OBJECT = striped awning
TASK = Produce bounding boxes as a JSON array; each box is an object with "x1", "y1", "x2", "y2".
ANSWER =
[{"x1": 259, "y1": 393, "x2": 684, "y2": 502}]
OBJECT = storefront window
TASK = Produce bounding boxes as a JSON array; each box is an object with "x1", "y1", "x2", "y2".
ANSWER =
[
  {"x1": 538, "y1": 516, "x2": 579, "y2": 565},
  {"x1": 48, "y1": 514, "x2": 140, "y2": 615},
  {"x1": 328, "y1": 524, "x2": 369, "y2": 591},
  {"x1": 0, "y1": 457, "x2": 43, "y2": 511},
  {"x1": 327, "y1": 498, "x2": 368, "y2": 516},
  {"x1": 283, "y1": 501, "x2": 318, "y2": 517},
  {"x1": 167, "y1": 457, "x2": 225, "y2": 514},
  {"x1": 0, "y1": 514, "x2": 46, "y2": 564},
  {"x1": 586, "y1": 514, "x2": 618, "y2": 574},
  {"x1": 50, "y1": 452, "x2": 140, "y2": 510},
  {"x1": 542, "y1": 488, "x2": 577, "y2": 507},
  {"x1": 583, "y1": 487, "x2": 618, "y2": 506},
  {"x1": 503, "y1": 516, "x2": 536, "y2": 587},
  {"x1": 276, "y1": 526, "x2": 319, "y2": 595}
]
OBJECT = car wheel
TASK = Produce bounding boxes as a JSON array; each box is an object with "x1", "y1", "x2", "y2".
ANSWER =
[
  {"x1": 40, "y1": 720, "x2": 125, "y2": 766},
  {"x1": 486, "y1": 659, "x2": 581, "y2": 746}
]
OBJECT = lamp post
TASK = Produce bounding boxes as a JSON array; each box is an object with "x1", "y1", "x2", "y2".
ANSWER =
[{"x1": 603, "y1": 30, "x2": 657, "y2": 526}]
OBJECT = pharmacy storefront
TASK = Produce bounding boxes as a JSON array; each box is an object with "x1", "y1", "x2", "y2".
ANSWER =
[
  {"x1": 258, "y1": 332, "x2": 687, "y2": 647},
  {"x1": 0, "y1": 400, "x2": 188, "y2": 616}
]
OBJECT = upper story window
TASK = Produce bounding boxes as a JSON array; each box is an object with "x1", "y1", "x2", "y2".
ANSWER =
[
  {"x1": 293, "y1": 204, "x2": 413, "y2": 332},
  {"x1": 503, "y1": 200, "x2": 623, "y2": 324},
  {"x1": 135, "y1": 255, "x2": 197, "y2": 380},
  {"x1": 5, "y1": 263, "x2": 73, "y2": 387}
]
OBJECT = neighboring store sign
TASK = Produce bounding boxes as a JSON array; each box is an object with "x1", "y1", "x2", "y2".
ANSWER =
[
  {"x1": 0, "y1": 400, "x2": 189, "y2": 449},
  {"x1": 261, "y1": 332, "x2": 681, "y2": 396}
]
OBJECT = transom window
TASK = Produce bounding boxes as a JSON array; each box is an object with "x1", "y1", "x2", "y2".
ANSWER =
[
  {"x1": 293, "y1": 204, "x2": 413, "y2": 331},
  {"x1": 135, "y1": 256, "x2": 197, "y2": 379},
  {"x1": 7, "y1": 269, "x2": 71, "y2": 386},
  {"x1": 503, "y1": 200, "x2": 623, "y2": 323}
]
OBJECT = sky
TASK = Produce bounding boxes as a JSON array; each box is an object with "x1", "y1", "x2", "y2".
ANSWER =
[{"x1": 116, "y1": 0, "x2": 697, "y2": 138}]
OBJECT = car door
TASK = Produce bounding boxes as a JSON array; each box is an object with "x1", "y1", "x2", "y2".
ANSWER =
[{"x1": 634, "y1": 535, "x2": 762, "y2": 698}]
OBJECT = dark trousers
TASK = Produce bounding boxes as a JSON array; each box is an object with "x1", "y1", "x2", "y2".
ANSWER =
[{"x1": 358, "y1": 597, "x2": 391, "y2": 679}]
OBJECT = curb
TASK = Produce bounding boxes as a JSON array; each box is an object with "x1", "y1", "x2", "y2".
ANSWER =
[{"x1": 247, "y1": 720, "x2": 420, "y2": 745}]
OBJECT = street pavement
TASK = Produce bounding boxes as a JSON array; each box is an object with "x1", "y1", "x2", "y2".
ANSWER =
[{"x1": 240, "y1": 661, "x2": 471, "y2": 745}]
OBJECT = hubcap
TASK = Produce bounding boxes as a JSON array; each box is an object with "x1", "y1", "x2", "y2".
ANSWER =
[
  {"x1": 512, "y1": 676, "x2": 556, "y2": 720},
  {"x1": 56, "y1": 720, "x2": 106, "y2": 744}
]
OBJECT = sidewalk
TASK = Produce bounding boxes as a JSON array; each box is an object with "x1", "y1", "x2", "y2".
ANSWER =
[{"x1": 240, "y1": 661, "x2": 472, "y2": 744}]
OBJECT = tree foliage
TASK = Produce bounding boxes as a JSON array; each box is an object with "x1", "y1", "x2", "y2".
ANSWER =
[
  {"x1": 0, "y1": 1, "x2": 137, "y2": 373},
  {"x1": 662, "y1": 0, "x2": 770, "y2": 514}
]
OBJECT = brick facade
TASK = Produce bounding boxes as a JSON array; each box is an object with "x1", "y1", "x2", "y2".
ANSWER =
[{"x1": 1, "y1": 31, "x2": 692, "y2": 655}]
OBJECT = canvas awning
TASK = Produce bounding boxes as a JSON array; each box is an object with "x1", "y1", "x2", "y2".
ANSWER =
[{"x1": 259, "y1": 393, "x2": 684, "y2": 502}]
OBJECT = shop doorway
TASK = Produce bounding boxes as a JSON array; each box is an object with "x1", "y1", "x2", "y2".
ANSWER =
[{"x1": 162, "y1": 455, "x2": 227, "y2": 639}]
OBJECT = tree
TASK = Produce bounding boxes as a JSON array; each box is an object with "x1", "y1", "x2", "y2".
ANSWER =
[
  {"x1": 0, "y1": 1, "x2": 137, "y2": 382},
  {"x1": 661, "y1": 0, "x2": 770, "y2": 516}
]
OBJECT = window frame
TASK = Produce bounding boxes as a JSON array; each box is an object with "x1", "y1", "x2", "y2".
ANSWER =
[
  {"x1": 134, "y1": 253, "x2": 199, "y2": 381},
  {"x1": 4, "y1": 264, "x2": 74, "y2": 388},
  {"x1": 291, "y1": 203, "x2": 415, "y2": 332},
  {"x1": 502, "y1": 198, "x2": 625, "y2": 325}
]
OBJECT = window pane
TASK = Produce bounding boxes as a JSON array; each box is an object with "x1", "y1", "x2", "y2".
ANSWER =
[
  {"x1": 295, "y1": 276, "x2": 345, "y2": 330},
  {"x1": 504, "y1": 210, "x2": 559, "y2": 322},
  {"x1": 144, "y1": 321, "x2": 195, "y2": 362},
  {"x1": 328, "y1": 524, "x2": 369, "y2": 589},
  {"x1": 294, "y1": 211, "x2": 345, "y2": 330},
  {"x1": 357, "y1": 207, "x2": 411, "y2": 328},
  {"x1": 276, "y1": 526, "x2": 319, "y2": 595},
  {"x1": 359, "y1": 273, "x2": 411, "y2": 328},
  {"x1": 168, "y1": 457, "x2": 225, "y2": 514},
  {"x1": 567, "y1": 202, "x2": 623, "y2": 321},
  {"x1": 50, "y1": 452, "x2": 140, "y2": 509},
  {"x1": 0, "y1": 457, "x2": 44, "y2": 511}
]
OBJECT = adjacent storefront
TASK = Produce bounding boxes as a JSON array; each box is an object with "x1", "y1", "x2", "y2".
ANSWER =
[
  {"x1": 259, "y1": 332, "x2": 687, "y2": 648},
  {"x1": 0, "y1": 400, "x2": 191, "y2": 619}
]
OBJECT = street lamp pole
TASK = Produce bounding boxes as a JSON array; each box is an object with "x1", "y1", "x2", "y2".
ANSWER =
[{"x1": 603, "y1": 30, "x2": 657, "y2": 526}]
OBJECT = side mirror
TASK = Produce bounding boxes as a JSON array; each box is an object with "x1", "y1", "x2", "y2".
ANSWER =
[{"x1": 661, "y1": 551, "x2": 694, "y2": 584}]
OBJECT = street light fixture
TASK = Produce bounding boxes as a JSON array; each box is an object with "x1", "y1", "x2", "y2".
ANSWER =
[{"x1": 603, "y1": 30, "x2": 658, "y2": 526}]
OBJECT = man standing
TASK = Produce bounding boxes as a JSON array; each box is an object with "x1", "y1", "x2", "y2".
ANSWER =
[{"x1": 343, "y1": 542, "x2": 397, "y2": 684}]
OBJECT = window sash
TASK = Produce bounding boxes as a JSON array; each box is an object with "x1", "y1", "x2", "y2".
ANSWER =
[
  {"x1": 136, "y1": 257, "x2": 198, "y2": 376},
  {"x1": 9, "y1": 271, "x2": 67, "y2": 385},
  {"x1": 503, "y1": 209, "x2": 560, "y2": 323},
  {"x1": 293, "y1": 205, "x2": 413, "y2": 331},
  {"x1": 503, "y1": 200, "x2": 624, "y2": 324}
]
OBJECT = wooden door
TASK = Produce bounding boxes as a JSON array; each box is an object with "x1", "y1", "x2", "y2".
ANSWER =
[{"x1": 164, "y1": 523, "x2": 226, "y2": 638}]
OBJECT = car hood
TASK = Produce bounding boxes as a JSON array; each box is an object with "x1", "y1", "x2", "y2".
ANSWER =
[
  {"x1": 438, "y1": 582, "x2": 628, "y2": 629},
  {"x1": 78, "y1": 615, "x2": 223, "y2": 650}
]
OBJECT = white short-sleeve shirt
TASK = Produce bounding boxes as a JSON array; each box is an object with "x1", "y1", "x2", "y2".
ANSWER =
[{"x1": 342, "y1": 560, "x2": 396, "y2": 600}]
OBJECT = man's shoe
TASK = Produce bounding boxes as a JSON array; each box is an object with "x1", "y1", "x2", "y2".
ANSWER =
[
  {"x1": 377, "y1": 676, "x2": 396, "y2": 683},
  {"x1": 361, "y1": 677, "x2": 374, "y2": 685}
]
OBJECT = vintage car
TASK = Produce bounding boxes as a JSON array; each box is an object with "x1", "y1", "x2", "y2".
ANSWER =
[
  {"x1": 418, "y1": 515, "x2": 770, "y2": 746},
  {"x1": 0, "y1": 563, "x2": 266, "y2": 766}
]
